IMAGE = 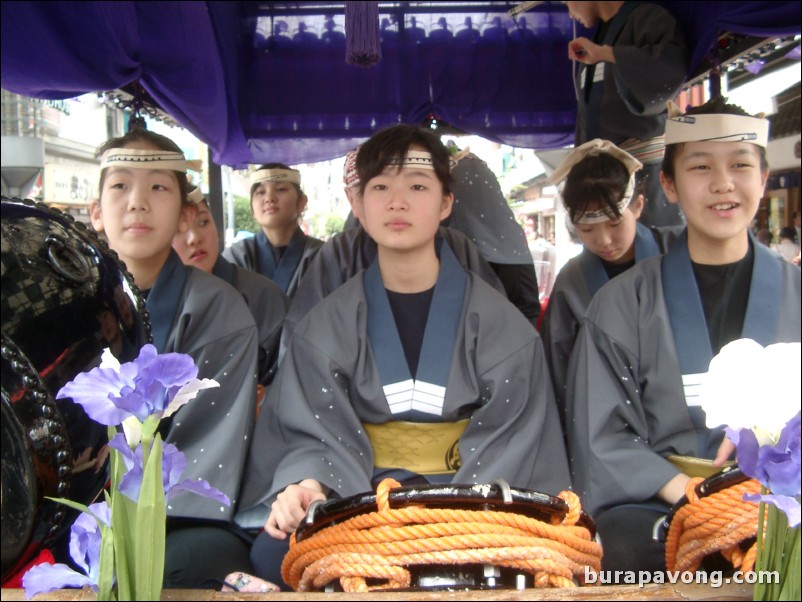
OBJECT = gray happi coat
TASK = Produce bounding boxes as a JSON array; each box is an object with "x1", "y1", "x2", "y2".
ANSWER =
[
  {"x1": 566, "y1": 234, "x2": 801, "y2": 516},
  {"x1": 281, "y1": 226, "x2": 504, "y2": 353},
  {"x1": 222, "y1": 227, "x2": 323, "y2": 298},
  {"x1": 542, "y1": 223, "x2": 680, "y2": 414},
  {"x1": 147, "y1": 251, "x2": 259, "y2": 522},
  {"x1": 241, "y1": 262, "x2": 570, "y2": 510},
  {"x1": 212, "y1": 256, "x2": 288, "y2": 384}
]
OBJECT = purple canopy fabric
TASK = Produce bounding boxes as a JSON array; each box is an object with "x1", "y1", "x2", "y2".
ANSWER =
[{"x1": 2, "y1": 1, "x2": 800, "y2": 167}]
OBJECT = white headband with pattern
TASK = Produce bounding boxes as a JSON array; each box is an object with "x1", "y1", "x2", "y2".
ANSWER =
[
  {"x1": 664, "y1": 101, "x2": 769, "y2": 147},
  {"x1": 549, "y1": 139, "x2": 642, "y2": 186},
  {"x1": 387, "y1": 150, "x2": 437, "y2": 170},
  {"x1": 574, "y1": 176, "x2": 636, "y2": 224},
  {"x1": 100, "y1": 148, "x2": 201, "y2": 172},
  {"x1": 249, "y1": 168, "x2": 301, "y2": 187},
  {"x1": 549, "y1": 139, "x2": 642, "y2": 224}
]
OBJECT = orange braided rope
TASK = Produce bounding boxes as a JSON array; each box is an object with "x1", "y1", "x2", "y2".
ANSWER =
[
  {"x1": 281, "y1": 478, "x2": 602, "y2": 592},
  {"x1": 665, "y1": 476, "x2": 762, "y2": 574}
]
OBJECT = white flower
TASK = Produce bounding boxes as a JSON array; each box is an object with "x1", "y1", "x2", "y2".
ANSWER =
[
  {"x1": 704, "y1": 339, "x2": 801, "y2": 440},
  {"x1": 164, "y1": 378, "x2": 219, "y2": 418}
]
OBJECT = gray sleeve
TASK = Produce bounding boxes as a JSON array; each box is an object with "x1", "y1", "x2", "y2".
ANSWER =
[
  {"x1": 565, "y1": 318, "x2": 679, "y2": 515},
  {"x1": 610, "y1": 6, "x2": 689, "y2": 117},
  {"x1": 165, "y1": 321, "x2": 259, "y2": 522},
  {"x1": 540, "y1": 277, "x2": 583, "y2": 417},
  {"x1": 241, "y1": 333, "x2": 375, "y2": 509},
  {"x1": 455, "y1": 329, "x2": 571, "y2": 497}
]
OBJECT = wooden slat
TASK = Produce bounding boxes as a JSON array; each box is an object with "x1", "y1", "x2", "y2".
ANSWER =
[{"x1": 1, "y1": 582, "x2": 753, "y2": 601}]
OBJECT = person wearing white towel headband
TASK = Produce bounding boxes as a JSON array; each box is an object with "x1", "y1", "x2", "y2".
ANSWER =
[
  {"x1": 541, "y1": 139, "x2": 680, "y2": 420},
  {"x1": 90, "y1": 128, "x2": 260, "y2": 588},
  {"x1": 565, "y1": 97, "x2": 800, "y2": 573},
  {"x1": 222, "y1": 163, "x2": 323, "y2": 297},
  {"x1": 242, "y1": 124, "x2": 570, "y2": 589}
]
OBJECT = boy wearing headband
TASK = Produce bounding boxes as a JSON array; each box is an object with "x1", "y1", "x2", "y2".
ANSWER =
[
  {"x1": 172, "y1": 189, "x2": 288, "y2": 388},
  {"x1": 565, "y1": 98, "x2": 801, "y2": 571},
  {"x1": 278, "y1": 148, "x2": 505, "y2": 357},
  {"x1": 542, "y1": 139, "x2": 679, "y2": 417},
  {"x1": 242, "y1": 125, "x2": 569, "y2": 588},
  {"x1": 90, "y1": 129, "x2": 261, "y2": 587},
  {"x1": 223, "y1": 163, "x2": 323, "y2": 297}
]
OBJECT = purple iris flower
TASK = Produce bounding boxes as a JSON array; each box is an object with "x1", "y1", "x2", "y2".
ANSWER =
[
  {"x1": 22, "y1": 502, "x2": 109, "y2": 597},
  {"x1": 743, "y1": 493, "x2": 801, "y2": 528},
  {"x1": 731, "y1": 413, "x2": 801, "y2": 526},
  {"x1": 56, "y1": 344, "x2": 199, "y2": 424},
  {"x1": 108, "y1": 434, "x2": 230, "y2": 507}
]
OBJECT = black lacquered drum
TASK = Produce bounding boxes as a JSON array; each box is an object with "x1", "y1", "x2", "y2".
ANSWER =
[
  {"x1": 287, "y1": 479, "x2": 600, "y2": 592},
  {"x1": 658, "y1": 465, "x2": 752, "y2": 542},
  {"x1": 659, "y1": 465, "x2": 761, "y2": 574},
  {"x1": 1, "y1": 197, "x2": 150, "y2": 581}
]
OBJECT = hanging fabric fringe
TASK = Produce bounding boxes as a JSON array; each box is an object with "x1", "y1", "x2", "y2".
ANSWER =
[{"x1": 344, "y1": 1, "x2": 382, "y2": 67}]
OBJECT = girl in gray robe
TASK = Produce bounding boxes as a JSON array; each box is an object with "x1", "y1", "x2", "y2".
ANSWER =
[
  {"x1": 91, "y1": 129, "x2": 260, "y2": 588},
  {"x1": 222, "y1": 163, "x2": 323, "y2": 298},
  {"x1": 541, "y1": 140, "x2": 678, "y2": 417},
  {"x1": 173, "y1": 194, "x2": 288, "y2": 386},
  {"x1": 565, "y1": 98, "x2": 801, "y2": 572},
  {"x1": 242, "y1": 124, "x2": 569, "y2": 589}
]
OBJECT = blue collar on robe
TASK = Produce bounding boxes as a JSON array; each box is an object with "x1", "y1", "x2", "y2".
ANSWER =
[
  {"x1": 580, "y1": 221, "x2": 660, "y2": 298},
  {"x1": 364, "y1": 242, "x2": 467, "y2": 421},
  {"x1": 255, "y1": 227, "x2": 306, "y2": 293},
  {"x1": 145, "y1": 250, "x2": 188, "y2": 353},
  {"x1": 663, "y1": 230, "x2": 782, "y2": 456},
  {"x1": 212, "y1": 255, "x2": 238, "y2": 288},
  {"x1": 662, "y1": 229, "x2": 781, "y2": 376}
]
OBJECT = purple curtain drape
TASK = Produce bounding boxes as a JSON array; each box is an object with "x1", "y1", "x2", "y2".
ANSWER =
[{"x1": 2, "y1": 1, "x2": 800, "y2": 167}]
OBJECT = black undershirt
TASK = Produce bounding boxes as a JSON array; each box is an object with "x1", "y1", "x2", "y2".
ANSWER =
[
  {"x1": 272, "y1": 245, "x2": 287, "y2": 263},
  {"x1": 602, "y1": 257, "x2": 635, "y2": 280},
  {"x1": 386, "y1": 287, "x2": 435, "y2": 378},
  {"x1": 692, "y1": 245, "x2": 753, "y2": 355}
]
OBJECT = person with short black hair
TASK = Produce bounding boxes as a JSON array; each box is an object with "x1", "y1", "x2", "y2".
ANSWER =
[
  {"x1": 565, "y1": 98, "x2": 801, "y2": 572},
  {"x1": 90, "y1": 129, "x2": 261, "y2": 587},
  {"x1": 223, "y1": 163, "x2": 323, "y2": 297},
  {"x1": 541, "y1": 139, "x2": 680, "y2": 418},
  {"x1": 241, "y1": 124, "x2": 569, "y2": 588}
]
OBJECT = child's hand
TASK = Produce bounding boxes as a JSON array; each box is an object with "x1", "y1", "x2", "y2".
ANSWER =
[
  {"x1": 265, "y1": 479, "x2": 326, "y2": 539},
  {"x1": 568, "y1": 38, "x2": 614, "y2": 65},
  {"x1": 713, "y1": 438, "x2": 736, "y2": 467}
]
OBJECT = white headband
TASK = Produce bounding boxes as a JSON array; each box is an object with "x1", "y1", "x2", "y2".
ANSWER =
[
  {"x1": 387, "y1": 150, "x2": 437, "y2": 171},
  {"x1": 549, "y1": 139, "x2": 642, "y2": 186},
  {"x1": 100, "y1": 148, "x2": 201, "y2": 172},
  {"x1": 574, "y1": 176, "x2": 636, "y2": 225},
  {"x1": 250, "y1": 168, "x2": 301, "y2": 187},
  {"x1": 187, "y1": 187, "x2": 205, "y2": 205},
  {"x1": 664, "y1": 101, "x2": 769, "y2": 148}
]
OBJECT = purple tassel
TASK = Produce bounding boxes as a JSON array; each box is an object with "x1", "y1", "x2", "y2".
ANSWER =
[{"x1": 344, "y1": 1, "x2": 381, "y2": 67}]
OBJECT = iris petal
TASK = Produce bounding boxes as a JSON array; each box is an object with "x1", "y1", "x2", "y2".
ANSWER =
[
  {"x1": 735, "y1": 427, "x2": 760, "y2": 479},
  {"x1": 22, "y1": 563, "x2": 96, "y2": 597},
  {"x1": 744, "y1": 493, "x2": 801, "y2": 528}
]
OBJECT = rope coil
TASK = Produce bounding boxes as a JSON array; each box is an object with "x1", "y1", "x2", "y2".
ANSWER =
[
  {"x1": 664, "y1": 476, "x2": 762, "y2": 574},
  {"x1": 282, "y1": 478, "x2": 602, "y2": 592}
]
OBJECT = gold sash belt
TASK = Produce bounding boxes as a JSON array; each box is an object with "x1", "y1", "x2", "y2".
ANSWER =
[
  {"x1": 363, "y1": 419, "x2": 469, "y2": 475},
  {"x1": 667, "y1": 454, "x2": 735, "y2": 479}
]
